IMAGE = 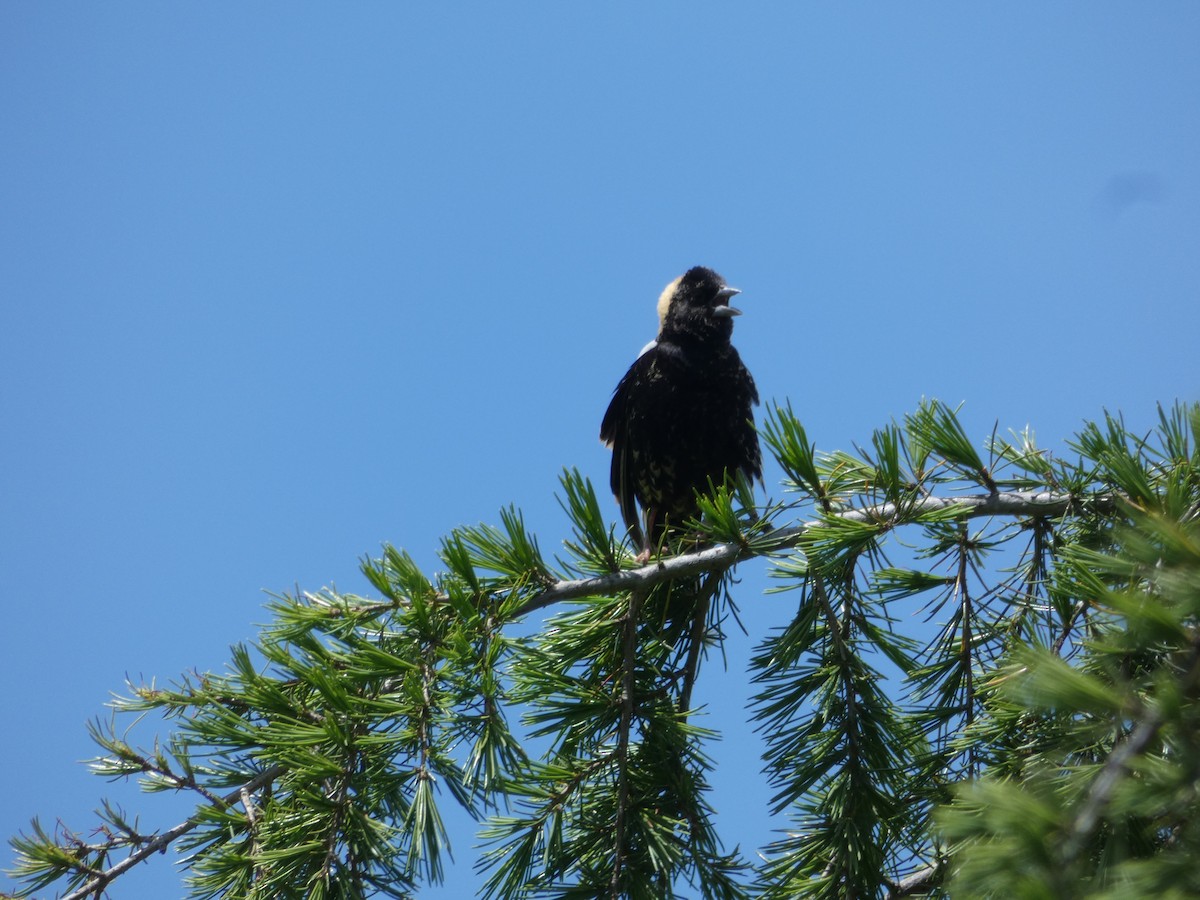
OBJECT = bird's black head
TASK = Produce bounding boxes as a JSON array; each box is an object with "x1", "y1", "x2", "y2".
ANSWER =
[{"x1": 656, "y1": 266, "x2": 742, "y2": 346}]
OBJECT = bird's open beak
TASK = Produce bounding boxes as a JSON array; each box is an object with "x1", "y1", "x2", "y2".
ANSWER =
[{"x1": 713, "y1": 286, "x2": 742, "y2": 317}]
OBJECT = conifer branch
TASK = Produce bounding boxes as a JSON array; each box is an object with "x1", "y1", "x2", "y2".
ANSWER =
[
  {"x1": 58, "y1": 765, "x2": 284, "y2": 900},
  {"x1": 518, "y1": 490, "x2": 1113, "y2": 615},
  {"x1": 679, "y1": 571, "x2": 725, "y2": 714},
  {"x1": 8, "y1": 398, "x2": 1194, "y2": 900},
  {"x1": 1060, "y1": 631, "x2": 1200, "y2": 865},
  {"x1": 610, "y1": 586, "x2": 645, "y2": 898}
]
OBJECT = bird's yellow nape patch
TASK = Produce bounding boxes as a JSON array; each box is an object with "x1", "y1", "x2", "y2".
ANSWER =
[{"x1": 656, "y1": 275, "x2": 682, "y2": 333}]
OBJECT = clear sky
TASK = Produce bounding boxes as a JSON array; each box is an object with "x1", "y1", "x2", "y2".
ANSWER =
[{"x1": 2, "y1": 5, "x2": 1198, "y2": 897}]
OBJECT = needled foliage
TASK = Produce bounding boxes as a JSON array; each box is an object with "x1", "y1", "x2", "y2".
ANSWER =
[{"x1": 6, "y1": 401, "x2": 1200, "y2": 899}]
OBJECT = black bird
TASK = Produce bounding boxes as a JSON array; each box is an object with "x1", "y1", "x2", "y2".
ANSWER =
[{"x1": 600, "y1": 266, "x2": 761, "y2": 558}]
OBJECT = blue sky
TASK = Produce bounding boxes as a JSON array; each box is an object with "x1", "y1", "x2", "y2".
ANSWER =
[{"x1": 2, "y1": 5, "x2": 1198, "y2": 896}]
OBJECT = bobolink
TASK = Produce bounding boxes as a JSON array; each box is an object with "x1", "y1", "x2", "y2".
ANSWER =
[{"x1": 600, "y1": 266, "x2": 761, "y2": 558}]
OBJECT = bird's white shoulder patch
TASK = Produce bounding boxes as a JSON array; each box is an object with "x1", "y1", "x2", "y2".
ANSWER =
[{"x1": 637, "y1": 339, "x2": 658, "y2": 358}]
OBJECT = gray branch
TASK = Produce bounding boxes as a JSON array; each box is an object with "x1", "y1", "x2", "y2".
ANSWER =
[
  {"x1": 886, "y1": 862, "x2": 942, "y2": 898},
  {"x1": 517, "y1": 489, "x2": 1112, "y2": 616},
  {"x1": 60, "y1": 765, "x2": 285, "y2": 900}
]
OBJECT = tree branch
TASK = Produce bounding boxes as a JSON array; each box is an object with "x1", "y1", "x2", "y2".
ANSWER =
[
  {"x1": 58, "y1": 765, "x2": 285, "y2": 900},
  {"x1": 610, "y1": 586, "x2": 645, "y2": 898},
  {"x1": 517, "y1": 490, "x2": 1113, "y2": 615},
  {"x1": 1060, "y1": 631, "x2": 1200, "y2": 865},
  {"x1": 886, "y1": 862, "x2": 942, "y2": 897},
  {"x1": 679, "y1": 571, "x2": 726, "y2": 714}
]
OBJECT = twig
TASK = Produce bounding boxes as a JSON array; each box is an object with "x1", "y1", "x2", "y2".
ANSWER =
[
  {"x1": 59, "y1": 765, "x2": 285, "y2": 900},
  {"x1": 610, "y1": 586, "x2": 645, "y2": 898},
  {"x1": 679, "y1": 571, "x2": 728, "y2": 714}
]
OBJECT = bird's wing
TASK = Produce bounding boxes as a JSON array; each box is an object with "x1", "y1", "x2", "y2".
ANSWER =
[{"x1": 600, "y1": 350, "x2": 656, "y2": 545}]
